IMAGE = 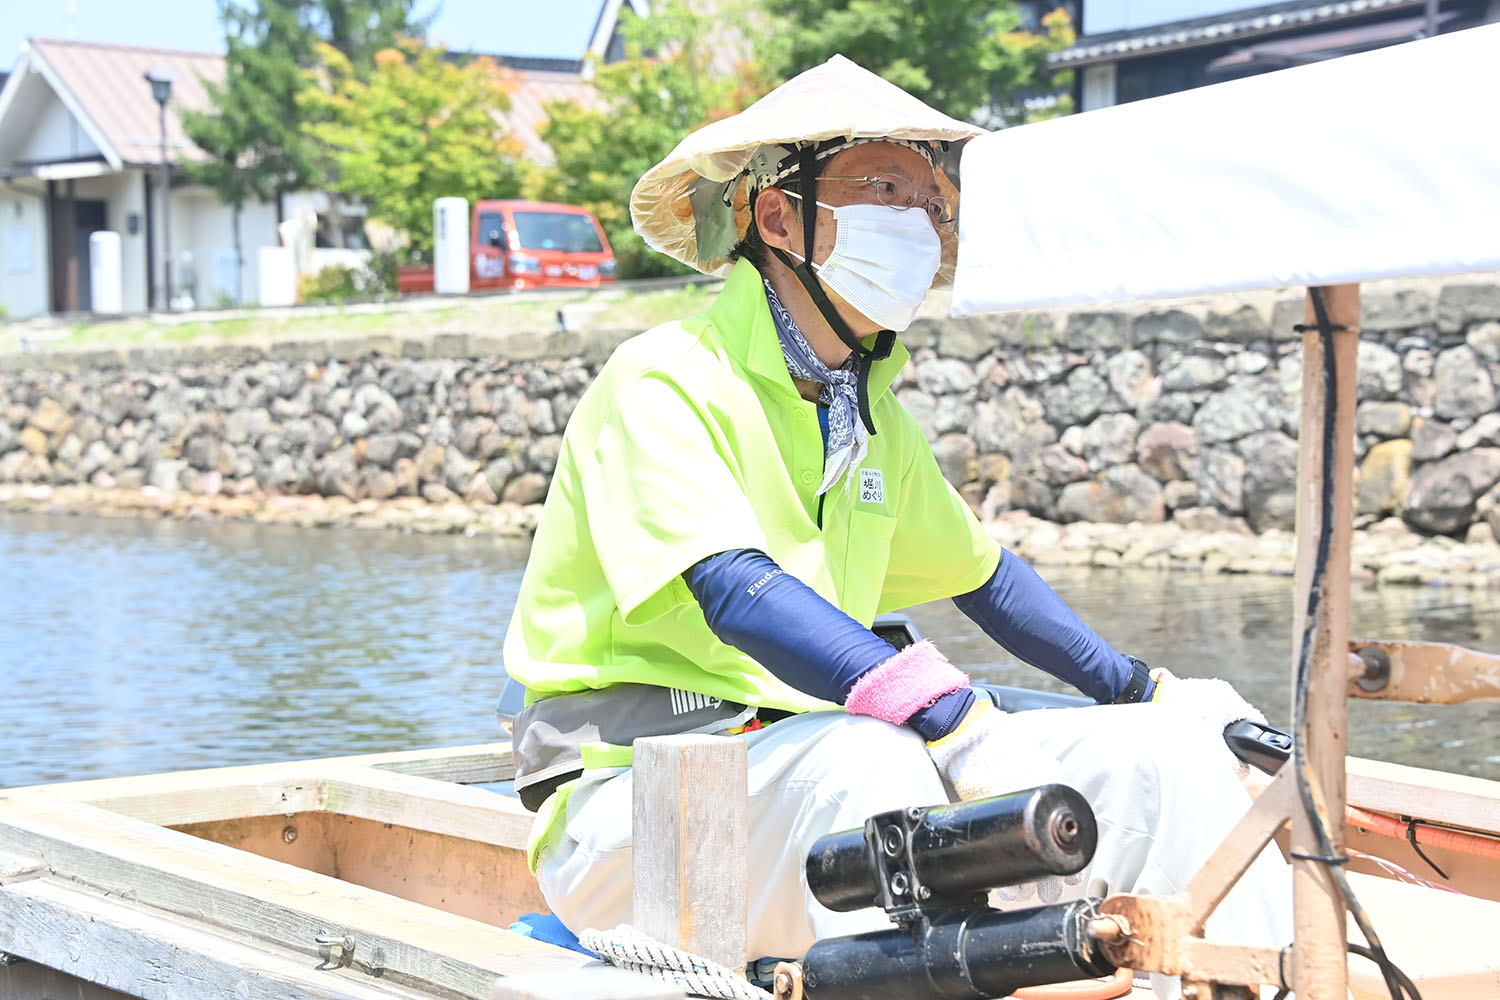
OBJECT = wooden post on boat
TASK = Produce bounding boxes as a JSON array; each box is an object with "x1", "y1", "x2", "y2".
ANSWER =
[
  {"x1": 1290, "y1": 283, "x2": 1358, "y2": 999},
  {"x1": 633, "y1": 734, "x2": 749, "y2": 974}
]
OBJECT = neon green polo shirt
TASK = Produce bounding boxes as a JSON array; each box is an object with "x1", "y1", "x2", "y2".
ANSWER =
[{"x1": 502, "y1": 259, "x2": 1001, "y2": 714}]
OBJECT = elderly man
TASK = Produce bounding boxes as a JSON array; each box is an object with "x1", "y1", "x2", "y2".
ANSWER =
[{"x1": 503, "y1": 55, "x2": 1289, "y2": 992}]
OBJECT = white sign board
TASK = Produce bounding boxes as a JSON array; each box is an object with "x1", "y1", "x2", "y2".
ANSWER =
[{"x1": 953, "y1": 24, "x2": 1500, "y2": 315}]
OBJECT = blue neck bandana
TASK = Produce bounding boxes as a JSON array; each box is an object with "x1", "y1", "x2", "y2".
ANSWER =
[{"x1": 763, "y1": 279, "x2": 867, "y2": 495}]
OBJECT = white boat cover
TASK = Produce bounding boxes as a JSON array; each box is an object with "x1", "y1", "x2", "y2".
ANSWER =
[{"x1": 952, "y1": 23, "x2": 1500, "y2": 315}]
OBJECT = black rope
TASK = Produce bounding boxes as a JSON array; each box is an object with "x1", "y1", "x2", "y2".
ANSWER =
[
  {"x1": 1404, "y1": 819, "x2": 1449, "y2": 879},
  {"x1": 1291, "y1": 288, "x2": 1421, "y2": 1000},
  {"x1": 1289, "y1": 850, "x2": 1350, "y2": 865}
]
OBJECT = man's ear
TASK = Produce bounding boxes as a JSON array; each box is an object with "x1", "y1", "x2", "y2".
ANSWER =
[{"x1": 755, "y1": 188, "x2": 799, "y2": 254}]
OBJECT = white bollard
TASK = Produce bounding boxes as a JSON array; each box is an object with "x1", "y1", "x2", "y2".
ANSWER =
[
  {"x1": 433, "y1": 196, "x2": 470, "y2": 295},
  {"x1": 258, "y1": 245, "x2": 297, "y2": 307},
  {"x1": 89, "y1": 231, "x2": 123, "y2": 314}
]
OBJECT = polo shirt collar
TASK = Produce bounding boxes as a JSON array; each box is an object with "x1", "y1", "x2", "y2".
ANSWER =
[{"x1": 708, "y1": 259, "x2": 910, "y2": 406}]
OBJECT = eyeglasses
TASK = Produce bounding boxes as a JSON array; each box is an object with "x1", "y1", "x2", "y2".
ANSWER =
[{"x1": 816, "y1": 173, "x2": 958, "y2": 233}]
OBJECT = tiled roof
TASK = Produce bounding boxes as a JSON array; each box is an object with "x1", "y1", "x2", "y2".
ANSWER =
[
  {"x1": 29, "y1": 37, "x2": 224, "y2": 165},
  {"x1": 1052, "y1": 0, "x2": 1423, "y2": 65},
  {"x1": 25, "y1": 37, "x2": 600, "y2": 170},
  {"x1": 493, "y1": 66, "x2": 602, "y2": 165}
]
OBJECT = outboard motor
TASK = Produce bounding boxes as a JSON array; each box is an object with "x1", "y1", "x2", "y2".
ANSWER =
[{"x1": 793, "y1": 784, "x2": 1119, "y2": 1000}]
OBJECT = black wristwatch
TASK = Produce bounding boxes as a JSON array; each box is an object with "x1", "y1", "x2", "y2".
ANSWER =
[{"x1": 1111, "y1": 655, "x2": 1156, "y2": 704}]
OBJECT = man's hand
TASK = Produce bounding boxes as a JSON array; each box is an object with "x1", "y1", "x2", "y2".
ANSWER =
[
  {"x1": 925, "y1": 697, "x2": 1064, "y2": 802},
  {"x1": 926, "y1": 698, "x2": 1079, "y2": 902}
]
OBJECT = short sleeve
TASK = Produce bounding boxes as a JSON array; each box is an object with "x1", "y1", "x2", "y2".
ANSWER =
[
  {"x1": 582, "y1": 372, "x2": 768, "y2": 625},
  {"x1": 878, "y1": 427, "x2": 1002, "y2": 613}
]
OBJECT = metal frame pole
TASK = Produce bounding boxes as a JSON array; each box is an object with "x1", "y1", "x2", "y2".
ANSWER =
[
  {"x1": 1290, "y1": 284, "x2": 1359, "y2": 999},
  {"x1": 158, "y1": 100, "x2": 173, "y2": 311}
]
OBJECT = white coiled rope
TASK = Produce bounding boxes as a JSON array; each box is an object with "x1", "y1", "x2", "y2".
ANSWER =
[{"x1": 578, "y1": 924, "x2": 772, "y2": 1000}]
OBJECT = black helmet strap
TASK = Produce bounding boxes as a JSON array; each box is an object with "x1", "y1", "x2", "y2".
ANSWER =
[{"x1": 764, "y1": 143, "x2": 894, "y2": 435}]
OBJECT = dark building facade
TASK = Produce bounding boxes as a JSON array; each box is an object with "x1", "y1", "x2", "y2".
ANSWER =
[{"x1": 1055, "y1": 0, "x2": 1499, "y2": 111}]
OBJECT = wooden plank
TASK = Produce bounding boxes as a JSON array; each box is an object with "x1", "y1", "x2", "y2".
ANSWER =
[
  {"x1": 0, "y1": 797, "x2": 588, "y2": 998},
  {"x1": 1346, "y1": 756, "x2": 1500, "y2": 836},
  {"x1": 0, "y1": 852, "x2": 44, "y2": 886},
  {"x1": 1, "y1": 960, "x2": 138, "y2": 1000},
  {"x1": 3, "y1": 744, "x2": 515, "y2": 803},
  {"x1": 490, "y1": 967, "x2": 685, "y2": 1000},
  {"x1": 1183, "y1": 768, "x2": 1295, "y2": 932},
  {"x1": 1290, "y1": 283, "x2": 1358, "y2": 1000},
  {"x1": 632, "y1": 735, "x2": 748, "y2": 975},
  {"x1": 0, "y1": 875, "x2": 434, "y2": 999},
  {"x1": 319, "y1": 767, "x2": 534, "y2": 850}
]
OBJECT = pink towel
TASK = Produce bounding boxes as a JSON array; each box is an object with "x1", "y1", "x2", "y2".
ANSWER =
[{"x1": 845, "y1": 640, "x2": 969, "y2": 725}]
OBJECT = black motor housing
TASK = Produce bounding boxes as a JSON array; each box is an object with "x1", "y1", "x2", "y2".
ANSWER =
[{"x1": 799, "y1": 898, "x2": 1117, "y2": 1000}]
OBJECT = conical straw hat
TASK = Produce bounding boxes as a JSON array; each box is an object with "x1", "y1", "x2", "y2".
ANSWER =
[{"x1": 630, "y1": 54, "x2": 985, "y2": 283}]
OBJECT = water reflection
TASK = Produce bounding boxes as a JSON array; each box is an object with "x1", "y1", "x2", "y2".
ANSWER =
[{"x1": 1, "y1": 512, "x2": 1496, "y2": 788}]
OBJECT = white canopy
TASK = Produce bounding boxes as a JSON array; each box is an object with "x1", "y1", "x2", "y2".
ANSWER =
[{"x1": 951, "y1": 23, "x2": 1500, "y2": 315}]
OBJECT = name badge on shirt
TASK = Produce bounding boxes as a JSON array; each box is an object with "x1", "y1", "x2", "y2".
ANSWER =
[{"x1": 859, "y1": 468, "x2": 884, "y2": 504}]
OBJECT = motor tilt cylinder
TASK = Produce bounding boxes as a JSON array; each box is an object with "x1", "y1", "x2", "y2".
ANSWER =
[
  {"x1": 806, "y1": 785, "x2": 1098, "y2": 913},
  {"x1": 798, "y1": 899, "x2": 1117, "y2": 1000}
]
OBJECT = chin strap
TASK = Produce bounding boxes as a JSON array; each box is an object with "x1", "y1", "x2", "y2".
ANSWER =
[{"x1": 762, "y1": 143, "x2": 895, "y2": 435}]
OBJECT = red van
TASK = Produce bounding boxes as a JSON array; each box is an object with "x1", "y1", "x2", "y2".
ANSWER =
[{"x1": 397, "y1": 199, "x2": 616, "y2": 294}]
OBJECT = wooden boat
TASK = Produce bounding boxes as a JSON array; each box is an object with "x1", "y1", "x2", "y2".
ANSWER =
[
  {"x1": 0, "y1": 738, "x2": 1496, "y2": 1000},
  {"x1": 5, "y1": 20, "x2": 1500, "y2": 1000}
]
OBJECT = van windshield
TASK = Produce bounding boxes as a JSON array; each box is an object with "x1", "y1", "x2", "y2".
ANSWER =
[{"x1": 512, "y1": 211, "x2": 605, "y2": 254}]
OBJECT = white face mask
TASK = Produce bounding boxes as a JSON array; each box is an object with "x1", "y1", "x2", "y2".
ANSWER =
[{"x1": 784, "y1": 196, "x2": 942, "y2": 332}]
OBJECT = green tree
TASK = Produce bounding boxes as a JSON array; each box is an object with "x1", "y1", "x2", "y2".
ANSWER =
[
  {"x1": 759, "y1": 0, "x2": 1074, "y2": 126},
  {"x1": 300, "y1": 40, "x2": 524, "y2": 263},
  {"x1": 181, "y1": 0, "x2": 433, "y2": 299},
  {"x1": 531, "y1": 1, "x2": 772, "y2": 279}
]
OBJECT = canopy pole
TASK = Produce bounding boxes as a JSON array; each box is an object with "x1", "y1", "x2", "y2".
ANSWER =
[{"x1": 1290, "y1": 283, "x2": 1358, "y2": 999}]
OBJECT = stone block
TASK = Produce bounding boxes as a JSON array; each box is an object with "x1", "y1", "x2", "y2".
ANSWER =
[
  {"x1": 1138, "y1": 421, "x2": 1197, "y2": 481},
  {"x1": 1132, "y1": 309, "x2": 1202, "y2": 344},
  {"x1": 1436, "y1": 282, "x2": 1500, "y2": 334},
  {"x1": 1403, "y1": 448, "x2": 1500, "y2": 535},
  {"x1": 1363, "y1": 288, "x2": 1436, "y2": 332},
  {"x1": 1357, "y1": 439, "x2": 1413, "y2": 517}
]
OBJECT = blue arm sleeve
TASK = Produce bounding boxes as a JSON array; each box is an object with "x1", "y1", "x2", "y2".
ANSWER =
[
  {"x1": 683, "y1": 549, "x2": 974, "y2": 740},
  {"x1": 952, "y1": 549, "x2": 1146, "y2": 704}
]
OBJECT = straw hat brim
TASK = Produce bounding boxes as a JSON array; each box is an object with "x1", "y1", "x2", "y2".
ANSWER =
[{"x1": 630, "y1": 55, "x2": 986, "y2": 286}]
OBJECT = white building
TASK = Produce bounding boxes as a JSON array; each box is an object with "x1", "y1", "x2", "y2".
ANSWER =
[{"x1": 0, "y1": 37, "x2": 283, "y2": 318}]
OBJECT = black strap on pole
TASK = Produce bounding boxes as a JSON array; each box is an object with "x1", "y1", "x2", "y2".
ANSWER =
[{"x1": 765, "y1": 143, "x2": 895, "y2": 435}]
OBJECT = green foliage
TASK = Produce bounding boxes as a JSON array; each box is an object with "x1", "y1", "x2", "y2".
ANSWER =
[
  {"x1": 530, "y1": 1, "x2": 772, "y2": 279},
  {"x1": 298, "y1": 264, "x2": 376, "y2": 303},
  {"x1": 758, "y1": 0, "x2": 1074, "y2": 126},
  {"x1": 181, "y1": 2, "x2": 316, "y2": 209},
  {"x1": 301, "y1": 40, "x2": 524, "y2": 263},
  {"x1": 182, "y1": 0, "x2": 434, "y2": 211}
]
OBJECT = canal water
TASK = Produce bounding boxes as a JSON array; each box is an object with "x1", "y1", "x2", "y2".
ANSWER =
[{"x1": 2, "y1": 511, "x2": 1496, "y2": 789}]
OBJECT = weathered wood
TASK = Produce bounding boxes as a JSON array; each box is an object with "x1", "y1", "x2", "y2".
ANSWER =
[
  {"x1": 1346, "y1": 639, "x2": 1500, "y2": 704},
  {"x1": 0, "y1": 797, "x2": 587, "y2": 998},
  {"x1": 1346, "y1": 756, "x2": 1500, "y2": 837},
  {"x1": 319, "y1": 766, "x2": 534, "y2": 850},
  {"x1": 489, "y1": 967, "x2": 686, "y2": 1000},
  {"x1": 1183, "y1": 768, "x2": 1295, "y2": 932},
  {"x1": 0, "y1": 852, "x2": 44, "y2": 886},
  {"x1": 632, "y1": 735, "x2": 748, "y2": 974},
  {"x1": 1290, "y1": 283, "x2": 1358, "y2": 1000},
  {"x1": 175, "y1": 810, "x2": 550, "y2": 928},
  {"x1": 2, "y1": 743, "x2": 516, "y2": 805},
  {"x1": 0, "y1": 874, "x2": 433, "y2": 999},
  {"x1": 1, "y1": 960, "x2": 139, "y2": 1000}
]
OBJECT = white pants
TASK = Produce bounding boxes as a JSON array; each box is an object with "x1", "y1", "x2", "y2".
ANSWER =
[{"x1": 535, "y1": 704, "x2": 1292, "y2": 993}]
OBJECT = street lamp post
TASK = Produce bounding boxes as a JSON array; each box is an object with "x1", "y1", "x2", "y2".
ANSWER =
[{"x1": 144, "y1": 68, "x2": 175, "y2": 310}]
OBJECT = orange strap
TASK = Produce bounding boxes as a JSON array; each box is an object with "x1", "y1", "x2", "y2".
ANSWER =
[{"x1": 1347, "y1": 804, "x2": 1500, "y2": 862}]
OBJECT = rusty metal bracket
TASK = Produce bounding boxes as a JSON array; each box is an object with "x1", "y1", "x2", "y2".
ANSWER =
[{"x1": 1347, "y1": 639, "x2": 1500, "y2": 703}]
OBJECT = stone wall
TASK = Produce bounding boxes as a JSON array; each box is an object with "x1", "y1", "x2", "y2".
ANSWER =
[{"x1": 2, "y1": 277, "x2": 1499, "y2": 539}]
